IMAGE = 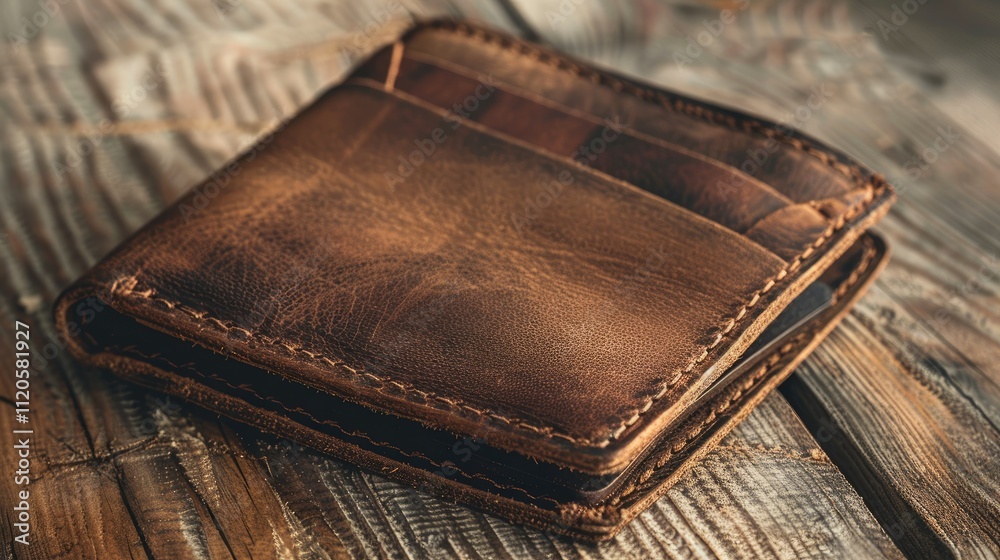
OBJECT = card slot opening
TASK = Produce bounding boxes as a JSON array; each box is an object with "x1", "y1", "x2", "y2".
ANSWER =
[
  {"x1": 401, "y1": 27, "x2": 860, "y2": 204},
  {"x1": 363, "y1": 52, "x2": 797, "y2": 236},
  {"x1": 355, "y1": 82, "x2": 790, "y2": 265}
]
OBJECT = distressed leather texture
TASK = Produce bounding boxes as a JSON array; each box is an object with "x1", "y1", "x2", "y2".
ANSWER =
[{"x1": 54, "y1": 20, "x2": 895, "y2": 541}]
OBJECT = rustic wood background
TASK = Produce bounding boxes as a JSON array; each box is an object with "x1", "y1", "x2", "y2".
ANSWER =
[{"x1": 1, "y1": 0, "x2": 999, "y2": 558}]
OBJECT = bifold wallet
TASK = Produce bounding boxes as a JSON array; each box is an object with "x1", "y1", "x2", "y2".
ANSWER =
[{"x1": 55, "y1": 20, "x2": 895, "y2": 541}]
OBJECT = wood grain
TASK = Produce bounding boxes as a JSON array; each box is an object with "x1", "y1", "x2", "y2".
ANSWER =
[
  {"x1": 0, "y1": 0, "x2": 997, "y2": 558},
  {"x1": 235, "y1": 395, "x2": 900, "y2": 559},
  {"x1": 585, "y1": 1, "x2": 1000, "y2": 556}
]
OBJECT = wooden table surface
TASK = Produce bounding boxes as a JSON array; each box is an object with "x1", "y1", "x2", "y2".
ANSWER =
[{"x1": 1, "y1": 0, "x2": 998, "y2": 558}]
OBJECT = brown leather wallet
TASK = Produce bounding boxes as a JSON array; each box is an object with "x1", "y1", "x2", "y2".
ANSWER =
[{"x1": 54, "y1": 20, "x2": 895, "y2": 541}]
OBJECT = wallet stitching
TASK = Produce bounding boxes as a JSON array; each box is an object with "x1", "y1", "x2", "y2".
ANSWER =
[
  {"x1": 100, "y1": 233, "x2": 878, "y2": 525},
  {"x1": 431, "y1": 20, "x2": 877, "y2": 189},
  {"x1": 609, "y1": 241, "x2": 878, "y2": 509},
  {"x1": 103, "y1": 234, "x2": 875, "y2": 522},
  {"x1": 107, "y1": 343, "x2": 563, "y2": 507},
  {"x1": 605, "y1": 197, "x2": 873, "y2": 441},
  {"x1": 426, "y1": 20, "x2": 889, "y2": 443},
  {"x1": 832, "y1": 240, "x2": 878, "y2": 304},
  {"x1": 612, "y1": 334, "x2": 805, "y2": 505},
  {"x1": 109, "y1": 165, "x2": 882, "y2": 451},
  {"x1": 109, "y1": 277, "x2": 590, "y2": 445}
]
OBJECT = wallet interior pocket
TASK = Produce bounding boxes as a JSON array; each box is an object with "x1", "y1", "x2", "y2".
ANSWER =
[
  {"x1": 353, "y1": 43, "x2": 848, "y2": 262},
  {"x1": 398, "y1": 23, "x2": 864, "y2": 205}
]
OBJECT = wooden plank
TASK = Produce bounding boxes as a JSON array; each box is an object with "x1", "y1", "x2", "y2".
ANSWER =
[
  {"x1": 0, "y1": 342, "x2": 149, "y2": 559},
  {"x1": 782, "y1": 308, "x2": 1000, "y2": 558},
  {"x1": 598, "y1": 1, "x2": 1000, "y2": 555},
  {"x1": 2, "y1": 0, "x2": 989, "y2": 557},
  {"x1": 239, "y1": 395, "x2": 902, "y2": 559}
]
